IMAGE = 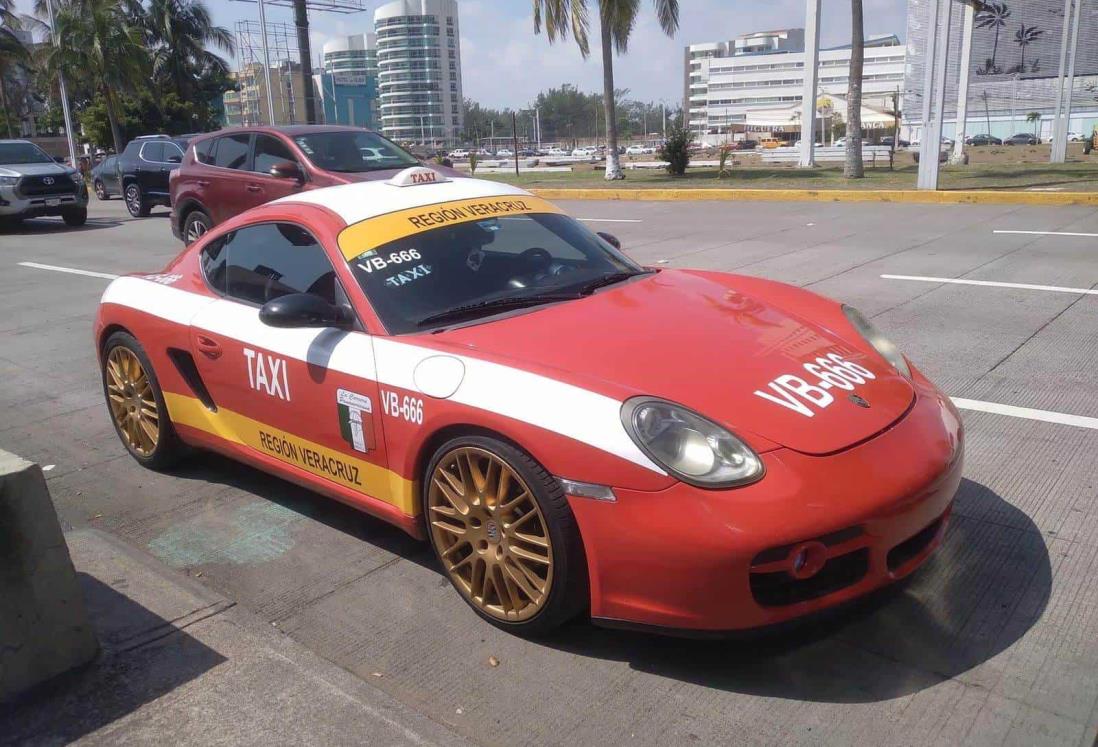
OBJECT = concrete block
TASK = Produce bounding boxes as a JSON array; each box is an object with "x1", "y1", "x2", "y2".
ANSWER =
[{"x1": 0, "y1": 450, "x2": 98, "y2": 702}]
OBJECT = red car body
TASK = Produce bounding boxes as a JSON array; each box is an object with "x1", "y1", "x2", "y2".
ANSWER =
[{"x1": 98, "y1": 171, "x2": 963, "y2": 633}]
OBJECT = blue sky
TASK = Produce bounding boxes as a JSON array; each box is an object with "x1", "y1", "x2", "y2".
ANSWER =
[{"x1": 17, "y1": 0, "x2": 909, "y2": 108}]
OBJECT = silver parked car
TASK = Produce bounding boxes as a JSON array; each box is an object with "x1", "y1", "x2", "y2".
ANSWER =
[{"x1": 0, "y1": 140, "x2": 89, "y2": 226}]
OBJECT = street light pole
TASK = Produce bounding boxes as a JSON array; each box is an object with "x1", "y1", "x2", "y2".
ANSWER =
[
  {"x1": 798, "y1": 0, "x2": 822, "y2": 167},
  {"x1": 951, "y1": 1, "x2": 975, "y2": 165},
  {"x1": 917, "y1": 0, "x2": 952, "y2": 190},
  {"x1": 257, "y1": 0, "x2": 277, "y2": 125},
  {"x1": 1051, "y1": 0, "x2": 1082, "y2": 162},
  {"x1": 44, "y1": 0, "x2": 77, "y2": 164}
]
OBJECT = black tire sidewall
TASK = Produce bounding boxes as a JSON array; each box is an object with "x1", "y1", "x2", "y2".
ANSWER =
[
  {"x1": 94, "y1": 180, "x2": 107, "y2": 200},
  {"x1": 422, "y1": 434, "x2": 588, "y2": 635},
  {"x1": 184, "y1": 210, "x2": 211, "y2": 244},
  {"x1": 62, "y1": 207, "x2": 87, "y2": 226},
  {"x1": 125, "y1": 184, "x2": 148, "y2": 217},
  {"x1": 101, "y1": 331, "x2": 182, "y2": 469}
]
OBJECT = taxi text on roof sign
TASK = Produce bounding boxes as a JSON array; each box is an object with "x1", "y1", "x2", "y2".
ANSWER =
[{"x1": 387, "y1": 166, "x2": 451, "y2": 188}]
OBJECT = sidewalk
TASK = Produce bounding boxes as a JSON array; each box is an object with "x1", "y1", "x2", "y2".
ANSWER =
[{"x1": 0, "y1": 529, "x2": 470, "y2": 746}]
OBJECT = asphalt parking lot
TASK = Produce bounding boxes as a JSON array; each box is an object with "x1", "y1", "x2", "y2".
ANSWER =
[{"x1": 2, "y1": 196, "x2": 1097, "y2": 746}]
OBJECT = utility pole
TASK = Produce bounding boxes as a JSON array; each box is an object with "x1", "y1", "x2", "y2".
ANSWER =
[
  {"x1": 1010, "y1": 74, "x2": 1019, "y2": 134},
  {"x1": 890, "y1": 89, "x2": 900, "y2": 162},
  {"x1": 44, "y1": 0, "x2": 77, "y2": 164},
  {"x1": 917, "y1": 0, "x2": 952, "y2": 190},
  {"x1": 951, "y1": 1, "x2": 976, "y2": 165},
  {"x1": 662, "y1": 102, "x2": 667, "y2": 139},
  {"x1": 1051, "y1": 0, "x2": 1083, "y2": 162},
  {"x1": 512, "y1": 111, "x2": 520, "y2": 176},
  {"x1": 257, "y1": 0, "x2": 277, "y2": 125},
  {"x1": 798, "y1": 0, "x2": 822, "y2": 167}
]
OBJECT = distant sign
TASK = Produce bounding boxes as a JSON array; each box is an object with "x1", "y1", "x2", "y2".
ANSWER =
[{"x1": 333, "y1": 72, "x2": 368, "y2": 86}]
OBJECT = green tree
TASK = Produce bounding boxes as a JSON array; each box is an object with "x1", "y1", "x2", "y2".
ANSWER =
[
  {"x1": 141, "y1": 0, "x2": 233, "y2": 103},
  {"x1": 1025, "y1": 111, "x2": 1041, "y2": 136},
  {"x1": 0, "y1": 0, "x2": 31, "y2": 138},
  {"x1": 36, "y1": 0, "x2": 148, "y2": 153},
  {"x1": 533, "y1": 0, "x2": 679, "y2": 180},
  {"x1": 844, "y1": 0, "x2": 865, "y2": 178}
]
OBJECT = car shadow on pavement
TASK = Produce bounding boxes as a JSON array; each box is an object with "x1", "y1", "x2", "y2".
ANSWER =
[
  {"x1": 0, "y1": 573, "x2": 227, "y2": 743},
  {"x1": 0, "y1": 217, "x2": 124, "y2": 234},
  {"x1": 545, "y1": 478, "x2": 1053, "y2": 703}
]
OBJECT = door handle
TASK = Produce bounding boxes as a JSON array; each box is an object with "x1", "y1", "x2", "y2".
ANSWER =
[
  {"x1": 196, "y1": 335, "x2": 223, "y2": 360},
  {"x1": 246, "y1": 184, "x2": 262, "y2": 193}
]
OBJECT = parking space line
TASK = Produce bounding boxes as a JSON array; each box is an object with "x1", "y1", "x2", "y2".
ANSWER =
[
  {"x1": 578, "y1": 218, "x2": 643, "y2": 223},
  {"x1": 993, "y1": 229, "x2": 1098, "y2": 238},
  {"x1": 952, "y1": 398, "x2": 1098, "y2": 430},
  {"x1": 17, "y1": 262, "x2": 119, "y2": 280},
  {"x1": 881, "y1": 274, "x2": 1098, "y2": 296}
]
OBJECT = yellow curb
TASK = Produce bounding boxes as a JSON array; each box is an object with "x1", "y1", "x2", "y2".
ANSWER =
[{"x1": 530, "y1": 188, "x2": 1098, "y2": 207}]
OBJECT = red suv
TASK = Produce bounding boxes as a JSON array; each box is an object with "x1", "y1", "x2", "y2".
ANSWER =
[{"x1": 169, "y1": 125, "x2": 456, "y2": 243}]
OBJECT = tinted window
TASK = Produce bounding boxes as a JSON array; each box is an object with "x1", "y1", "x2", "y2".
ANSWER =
[
  {"x1": 223, "y1": 223, "x2": 338, "y2": 306},
  {"x1": 0, "y1": 141, "x2": 54, "y2": 164},
  {"x1": 201, "y1": 238, "x2": 228, "y2": 293},
  {"x1": 214, "y1": 134, "x2": 250, "y2": 170},
  {"x1": 194, "y1": 138, "x2": 216, "y2": 164},
  {"x1": 141, "y1": 142, "x2": 165, "y2": 162},
  {"x1": 292, "y1": 130, "x2": 417, "y2": 173},
  {"x1": 252, "y1": 135, "x2": 296, "y2": 174},
  {"x1": 164, "y1": 142, "x2": 185, "y2": 162}
]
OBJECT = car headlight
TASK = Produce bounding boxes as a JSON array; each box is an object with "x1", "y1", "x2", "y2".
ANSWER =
[
  {"x1": 0, "y1": 175, "x2": 17, "y2": 185},
  {"x1": 621, "y1": 397, "x2": 763, "y2": 488},
  {"x1": 842, "y1": 305, "x2": 912, "y2": 380},
  {"x1": 69, "y1": 171, "x2": 84, "y2": 184}
]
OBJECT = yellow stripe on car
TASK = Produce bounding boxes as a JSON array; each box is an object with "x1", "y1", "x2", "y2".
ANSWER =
[
  {"x1": 337, "y1": 195, "x2": 565, "y2": 260},
  {"x1": 164, "y1": 392, "x2": 416, "y2": 515}
]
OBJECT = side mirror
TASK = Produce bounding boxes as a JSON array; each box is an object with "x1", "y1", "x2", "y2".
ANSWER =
[
  {"x1": 259, "y1": 293, "x2": 353, "y2": 329},
  {"x1": 597, "y1": 231, "x2": 622, "y2": 250},
  {"x1": 269, "y1": 160, "x2": 304, "y2": 181}
]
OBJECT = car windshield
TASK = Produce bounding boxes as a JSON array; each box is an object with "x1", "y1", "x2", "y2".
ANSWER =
[
  {"x1": 293, "y1": 131, "x2": 419, "y2": 173},
  {"x1": 347, "y1": 211, "x2": 646, "y2": 334},
  {"x1": 0, "y1": 142, "x2": 54, "y2": 165}
]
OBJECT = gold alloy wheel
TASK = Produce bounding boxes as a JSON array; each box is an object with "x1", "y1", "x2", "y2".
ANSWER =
[
  {"x1": 106, "y1": 347, "x2": 160, "y2": 457},
  {"x1": 427, "y1": 447, "x2": 554, "y2": 622}
]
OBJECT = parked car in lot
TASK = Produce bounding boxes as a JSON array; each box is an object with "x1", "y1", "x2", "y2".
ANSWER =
[
  {"x1": 448, "y1": 149, "x2": 470, "y2": 159},
  {"x1": 117, "y1": 134, "x2": 191, "y2": 218},
  {"x1": 1005, "y1": 133, "x2": 1040, "y2": 145},
  {"x1": 879, "y1": 136, "x2": 911, "y2": 148},
  {"x1": 625, "y1": 145, "x2": 656, "y2": 156},
  {"x1": 966, "y1": 134, "x2": 1003, "y2": 146},
  {"x1": 1047, "y1": 131, "x2": 1084, "y2": 143},
  {"x1": 495, "y1": 148, "x2": 514, "y2": 158},
  {"x1": 170, "y1": 125, "x2": 454, "y2": 244},
  {"x1": 543, "y1": 147, "x2": 570, "y2": 157},
  {"x1": 95, "y1": 165, "x2": 963, "y2": 635},
  {"x1": 0, "y1": 139, "x2": 88, "y2": 226},
  {"x1": 91, "y1": 155, "x2": 121, "y2": 199},
  {"x1": 733, "y1": 139, "x2": 758, "y2": 150},
  {"x1": 571, "y1": 147, "x2": 598, "y2": 158}
]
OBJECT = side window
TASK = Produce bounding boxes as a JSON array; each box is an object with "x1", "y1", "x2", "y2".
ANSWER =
[
  {"x1": 201, "y1": 238, "x2": 228, "y2": 293},
  {"x1": 164, "y1": 142, "x2": 185, "y2": 162},
  {"x1": 252, "y1": 135, "x2": 296, "y2": 174},
  {"x1": 214, "y1": 134, "x2": 250, "y2": 170},
  {"x1": 222, "y1": 223, "x2": 339, "y2": 307},
  {"x1": 140, "y1": 142, "x2": 164, "y2": 162},
  {"x1": 194, "y1": 138, "x2": 217, "y2": 165}
]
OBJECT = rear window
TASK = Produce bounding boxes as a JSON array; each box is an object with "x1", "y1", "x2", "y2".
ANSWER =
[{"x1": 194, "y1": 138, "x2": 216, "y2": 165}]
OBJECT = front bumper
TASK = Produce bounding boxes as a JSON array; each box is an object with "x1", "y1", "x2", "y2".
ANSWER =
[
  {"x1": 0, "y1": 183, "x2": 88, "y2": 218},
  {"x1": 568, "y1": 370, "x2": 964, "y2": 632}
]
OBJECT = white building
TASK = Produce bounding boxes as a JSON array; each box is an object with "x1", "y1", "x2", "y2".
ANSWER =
[
  {"x1": 374, "y1": 0, "x2": 464, "y2": 145},
  {"x1": 317, "y1": 34, "x2": 380, "y2": 128},
  {"x1": 685, "y1": 29, "x2": 906, "y2": 144}
]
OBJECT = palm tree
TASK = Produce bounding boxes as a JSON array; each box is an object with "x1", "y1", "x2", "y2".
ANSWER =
[
  {"x1": 1013, "y1": 24, "x2": 1043, "y2": 73},
  {"x1": 844, "y1": 0, "x2": 864, "y2": 178},
  {"x1": 141, "y1": 0, "x2": 233, "y2": 102},
  {"x1": 1026, "y1": 111, "x2": 1041, "y2": 136},
  {"x1": 974, "y1": 2, "x2": 1011, "y2": 72},
  {"x1": 534, "y1": 0, "x2": 680, "y2": 181},
  {"x1": 35, "y1": 0, "x2": 147, "y2": 153},
  {"x1": 293, "y1": 0, "x2": 317, "y2": 124}
]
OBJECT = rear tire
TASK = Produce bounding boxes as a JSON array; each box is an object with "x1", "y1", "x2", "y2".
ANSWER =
[
  {"x1": 94, "y1": 180, "x2": 108, "y2": 200},
  {"x1": 101, "y1": 331, "x2": 186, "y2": 470},
  {"x1": 423, "y1": 435, "x2": 588, "y2": 636},
  {"x1": 124, "y1": 183, "x2": 150, "y2": 217},
  {"x1": 62, "y1": 207, "x2": 87, "y2": 227},
  {"x1": 183, "y1": 209, "x2": 212, "y2": 245}
]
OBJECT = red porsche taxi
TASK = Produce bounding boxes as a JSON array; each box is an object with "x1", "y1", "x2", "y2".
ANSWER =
[{"x1": 94, "y1": 167, "x2": 963, "y2": 635}]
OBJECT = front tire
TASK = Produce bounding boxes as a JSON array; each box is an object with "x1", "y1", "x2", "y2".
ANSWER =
[
  {"x1": 183, "y1": 209, "x2": 212, "y2": 244},
  {"x1": 124, "y1": 183, "x2": 150, "y2": 217},
  {"x1": 423, "y1": 435, "x2": 587, "y2": 635},
  {"x1": 62, "y1": 207, "x2": 87, "y2": 227},
  {"x1": 94, "y1": 180, "x2": 108, "y2": 200},
  {"x1": 101, "y1": 331, "x2": 185, "y2": 470}
]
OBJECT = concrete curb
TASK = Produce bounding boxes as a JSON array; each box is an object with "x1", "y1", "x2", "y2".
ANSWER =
[{"x1": 530, "y1": 187, "x2": 1098, "y2": 206}]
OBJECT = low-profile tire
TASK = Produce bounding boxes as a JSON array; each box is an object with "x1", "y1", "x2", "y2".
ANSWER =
[
  {"x1": 94, "y1": 180, "x2": 108, "y2": 200},
  {"x1": 182, "y1": 209, "x2": 212, "y2": 244},
  {"x1": 101, "y1": 331, "x2": 186, "y2": 470},
  {"x1": 62, "y1": 206, "x2": 87, "y2": 227},
  {"x1": 124, "y1": 183, "x2": 150, "y2": 217},
  {"x1": 423, "y1": 435, "x2": 588, "y2": 636}
]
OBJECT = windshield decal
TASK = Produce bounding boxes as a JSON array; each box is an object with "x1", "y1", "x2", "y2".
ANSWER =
[{"x1": 337, "y1": 195, "x2": 564, "y2": 260}]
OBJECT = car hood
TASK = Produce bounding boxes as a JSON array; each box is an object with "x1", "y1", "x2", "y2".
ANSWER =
[
  {"x1": 430, "y1": 269, "x2": 915, "y2": 456},
  {"x1": 0, "y1": 162, "x2": 72, "y2": 178}
]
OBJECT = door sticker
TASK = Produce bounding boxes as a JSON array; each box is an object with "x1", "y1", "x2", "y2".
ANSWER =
[
  {"x1": 337, "y1": 389, "x2": 375, "y2": 453},
  {"x1": 244, "y1": 348, "x2": 291, "y2": 401}
]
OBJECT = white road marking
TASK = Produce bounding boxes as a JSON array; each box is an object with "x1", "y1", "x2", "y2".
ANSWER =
[
  {"x1": 952, "y1": 398, "x2": 1098, "y2": 430},
  {"x1": 994, "y1": 229, "x2": 1098, "y2": 238},
  {"x1": 42, "y1": 464, "x2": 55, "y2": 471},
  {"x1": 18, "y1": 262, "x2": 119, "y2": 280},
  {"x1": 578, "y1": 218, "x2": 643, "y2": 223},
  {"x1": 881, "y1": 274, "x2": 1098, "y2": 296}
]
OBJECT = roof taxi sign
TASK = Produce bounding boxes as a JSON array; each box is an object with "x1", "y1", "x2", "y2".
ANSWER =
[{"x1": 387, "y1": 166, "x2": 451, "y2": 188}]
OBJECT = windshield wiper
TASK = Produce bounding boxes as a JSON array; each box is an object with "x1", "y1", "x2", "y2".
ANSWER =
[
  {"x1": 417, "y1": 292, "x2": 580, "y2": 328},
  {"x1": 572, "y1": 271, "x2": 646, "y2": 296}
]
